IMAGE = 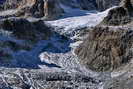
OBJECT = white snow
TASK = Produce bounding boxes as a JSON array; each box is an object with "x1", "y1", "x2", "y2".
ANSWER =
[
  {"x1": 46, "y1": 6, "x2": 116, "y2": 37},
  {"x1": 0, "y1": 9, "x2": 18, "y2": 16}
]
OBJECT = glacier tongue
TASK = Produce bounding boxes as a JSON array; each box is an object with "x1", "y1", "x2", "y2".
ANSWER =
[
  {"x1": 36, "y1": 7, "x2": 114, "y2": 75},
  {"x1": 0, "y1": 6, "x2": 114, "y2": 70},
  {"x1": 0, "y1": 4, "x2": 117, "y2": 89},
  {"x1": 0, "y1": 6, "x2": 115, "y2": 71}
]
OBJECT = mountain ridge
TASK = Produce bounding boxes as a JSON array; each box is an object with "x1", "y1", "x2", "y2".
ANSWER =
[{"x1": 0, "y1": 0, "x2": 133, "y2": 89}]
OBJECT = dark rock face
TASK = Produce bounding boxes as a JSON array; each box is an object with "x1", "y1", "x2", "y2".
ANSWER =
[
  {"x1": 104, "y1": 76, "x2": 133, "y2": 89},
  {"x1": 0, "y1": 18, "x2": 52, "y2": 60},
  {"x1": 0, "y1": 0, "x2": 64, "y2": 19},
  {"x1": 77, "y1": 0, "x2": 97, "y2": 10},
  {"x1": 0, "y1": 18, "x2": 51, "y2": 41},
  {"x1": 100, "y1": 0, "x2": 133, "y2": 25},
  {"x1": 0, "y1": 18, "x2": 36, "y2": 40},
  {"x1": 30, "y1": 0, "x2": 45, "y2": 17},
  {"x1": 1, "y1": 0, "x2": 20, "y2": 10},
  {"x1": 0, "y1": 0, "x2": 122, "y2": 19},
  {"x1": 0, "y1": 0, "x2": 5, "y2": 4},
  {"x1": 75, "y1": 26, "x2": 133, "y2": 72},
  {"x1": 0, "y1": 0, "x2": 39, "y2": 17},
  {"x1": 61, "y1": 0, "x2": 120, "y2": 11},
  {"x1": 96, "y1": 0, "x2": 121, "y2": 11},
  {"x1": 1, "y1": 0, "x2": 35, "y2": 10},
  {"x1": 59, "y1": 0, "x2": 121, "y2": 11},
  {"x1": 43, "y1": 0, "x2": 64, "y2": 20},
  {"x1": 100, "y1": 7, "x2": 131, "y2": 25}
]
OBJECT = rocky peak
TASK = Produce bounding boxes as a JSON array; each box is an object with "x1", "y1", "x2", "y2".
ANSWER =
[
  {"x1": 121, "y1": 0, "x2": 133, "y2": 7},
  {"x1": 121, "y1": 0, "x2": 133, "y2": 14},
  {"x1": 30, "y1": 0, "x2": 45, "y2": 17},
  {"x1": 100, "y1": 0, "x2": 133, "y2": 25},
  {"x1": 75, "y1": 26, "x2": 133, "y2": 72},
  {"x1": 43, "y1": 0, "x2": 64, "y2": 20},
  {"x1": 0, "y1": 0, "x2": 123, "y2": 19},
  {"x1": 0, "y1": 0, "x2": 64, "y2": 19}
]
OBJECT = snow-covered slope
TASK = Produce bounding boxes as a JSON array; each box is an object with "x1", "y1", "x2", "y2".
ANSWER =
[{"x1": 46, "y1": 6, "x2": 115, "y2": 37}]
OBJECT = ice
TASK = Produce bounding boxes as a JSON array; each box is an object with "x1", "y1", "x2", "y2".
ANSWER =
[{"x1": 46, "y1": 5, "x2": 116, "y2": 37}]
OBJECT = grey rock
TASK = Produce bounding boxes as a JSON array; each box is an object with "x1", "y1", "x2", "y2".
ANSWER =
[
  {"x1": 75, "y1": 26, "x2": 133, "y2": 72},
  {"x1": 0, "y1": 18, "x2": 52, "y2": 61},
  {"x1": 100, "y1": 0, "x2": 133, "y2": 25},
  {"x1": 0, "y1": 68, "x2": 101, "y2": 89},
  {"x1": 0, "y1": 0, "x2": 122, "y2": 19},
  {"x1": 0, "y1": 0, "x2": 64, "y2": 19},
  {"x1": 43, "y1": 0, "x2": 64, "y2": 20},
  {"x1": 96, "y1": 0, "x2": 121, "y2": 11},
  {"x1": 0, "y1": 18, "x2": 52, "y2": 41}
]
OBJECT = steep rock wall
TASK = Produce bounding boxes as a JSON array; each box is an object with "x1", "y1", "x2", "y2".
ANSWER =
[
  {"x1": 100, "y1": 0, "x2": 133, "y2": 25},
  {"x1": 75, "y1": 26, "x2": 133, "y2": 72}
]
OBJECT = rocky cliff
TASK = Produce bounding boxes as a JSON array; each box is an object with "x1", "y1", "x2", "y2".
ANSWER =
[
  {"x1": 96, "y1": 0, "x2": 121, "y2": 11},
  {"x1": 75, "y1": 0, "x2": 133, "y2": 71},
  {"x1": 0, "y1": 0, "x2": 64, "y2": 19},
  {"x1": 74, "y1": 0, "x2": 133, "y2": 88},
  {"x1": 0, "y1": 0, "x2": 122, "y2": 19},
  {"x1": 75, "y1": 26, "x2": 133, "y2": 72},
  {"x1": 100, "y1": 0, "x2": 133, "y2": 25}
]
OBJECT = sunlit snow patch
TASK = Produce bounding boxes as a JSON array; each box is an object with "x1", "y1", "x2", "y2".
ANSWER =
[{"x1": 46, "y1": 6, "x2": 116, "y2": 37}]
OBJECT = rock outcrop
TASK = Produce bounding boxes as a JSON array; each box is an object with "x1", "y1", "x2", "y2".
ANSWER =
[
  {"x1": 75, "y1": 26, "x2": 133, "y2": 72},
  {"x1": 0, "y1": 0, "x2": 122, "y2": 19},
  {"x1": 77, "y1": 0, "x2": 97, "y2": 10},
  {"x1": 100, "y1": 0, "x2": 133, "y2": 25},
  {"x1": 59, "y1": 0, "x2": 121, "y2": 11},
  {"x1": 43, "y1": 0, "x2": 64, "y2": 20},
  {"x1": 0, "y1": 18, "x2": 52, "y2": 61},
  {"x1": 96, "y1": 0, "x2": 121, "y2": 11},
  {"x1": 0, "y1": 18, "x2": 51, "y2": 40},
  {"x1": 2, "y1": 0, "x2": 35, "y2": 10},
  {"x1": 0, "y1": 0, "x2": 64, "y2": 19}
]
